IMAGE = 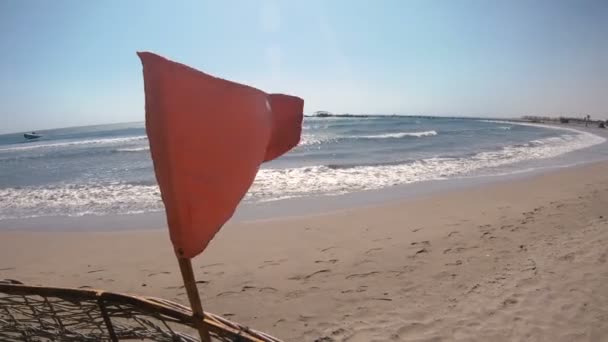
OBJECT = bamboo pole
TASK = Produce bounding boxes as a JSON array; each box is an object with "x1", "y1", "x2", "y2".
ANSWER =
[{"x1": 178, "y1": 257, "x2": 212, "y2": 342}]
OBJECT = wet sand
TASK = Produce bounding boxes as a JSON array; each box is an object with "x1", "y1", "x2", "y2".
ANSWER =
[{"x1": 1, "y1": 161, "x2": 608, "y2": 341}]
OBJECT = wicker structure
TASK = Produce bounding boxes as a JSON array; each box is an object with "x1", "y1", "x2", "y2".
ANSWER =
[{"x1": 0, "y1": 280, "x2": 282, "y2": 342}]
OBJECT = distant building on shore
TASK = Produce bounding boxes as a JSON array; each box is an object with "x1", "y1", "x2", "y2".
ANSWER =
[
  {"x1": 522, "y1": 115, "x2": 603, "y2": 126},
  {"x1": 313, "y1": 111, "x2": 332, "y2": 117}
]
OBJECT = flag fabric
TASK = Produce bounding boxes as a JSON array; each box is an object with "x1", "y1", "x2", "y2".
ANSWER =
[{"x1": 138, "y1": 52, "x2": 303, "y2": 259}]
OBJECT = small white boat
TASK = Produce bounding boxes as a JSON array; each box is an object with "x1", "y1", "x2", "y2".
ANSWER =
[{"x1": 24, "y1": 132, "x2": 42, "y2": 140}]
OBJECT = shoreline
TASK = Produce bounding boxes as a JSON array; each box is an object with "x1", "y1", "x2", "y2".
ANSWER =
[
  {"x1": 3, "y1": 155, "x2": 608, "y2": 232},
  {"x1": 2, "y1": 161, "x2": 608, "y2": 340},
  {"x1": 1, "y1": 120, "x2": 606, "y2": 230}
]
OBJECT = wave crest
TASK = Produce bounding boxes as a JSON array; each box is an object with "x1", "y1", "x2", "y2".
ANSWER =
[
  {"x1": 249, "y1": 130, "x2": 605, "y2": 202},
  {"x1": 360, "y1": 130, "x2": 437, "y2": 139},
  {"x1": 0, "y1": 136, "x2": 148, "y2": 152},
  {"x1": 113, "y1": 147, "x2": 150, "y2": 153}
]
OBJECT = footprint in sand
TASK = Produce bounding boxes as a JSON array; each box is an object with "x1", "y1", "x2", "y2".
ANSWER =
[
  {"x1": 387, "y1": 268, "x2": 413, "y2": 277},
  {"x1": 164, "y1": 285, "x2": 185, "y2": 290},
  {"x1": 372, "y1": 237, "x2": 392, "y2": 242},
  {"x1": 315, "y1": 259, "x2": 338, "y2": 264},
  {"x1": 447, "y1": 231, "x2": 460, "y2": 237},
  {"x1": 467, "y1": 283, "x2": 482, "y2": 294},
  {"x1": 411, "y1": 241, "x2": 431, "y2": 246},
  {"x1": 443, "y1": 246, "x2": 475, "y2": 254},
  {"x1": 364, "y1": 247, "x2": 383, "y2": 255},
  {"x1": 521, "y1": 259, "x2": 538, "y2": 274},
  {"x1": 356, "y1": 285, "x2": 368, "y2": 293},
  {"x1": 340, "y1": 286, "x2": 369, "y2": 294},
  {"x1": 87, "y1": 269, "x2": 105, "y2": 274},
  {"x1": 345, "y1": 271, "x2": 380, "y2": 279},
  {"x1": 199, "y1": 263, "x2": 224, "y2": 270},
  {"x1": 314, "y1": 337, "x2": 335, "y2": 342},
  {"x1": 259, "y1": 260, "x2": 283, "y2": 269},
  {"x1": 559, "y1": 252, "x2": 576, "y2": 262},
  {"x1": 259, "y1": 287, "x2": 278, "y2": 293},
  {"x1": 487, "y1": 275, "x2": 507, "y2": 285},
  {"x1": 411, "y1": 248, "x2": 429, "y2": 257},
  {"x1": 511, "y1": 225, "x2": 524, "y2": 232},
  {"x1": 371, "y1": 297, "x2": 393, "y2": 302},
  {"x1": 285, "y1": 290, "x2": 306, "y2": 299},
  {"x1": 445, "y1": 260, "x2": 463, "y2": 266},
  {"x1": 320, "y1": 246, "x2": 336, "y2": 253},
  {"x1": 289, "y1": 269, "x2": 331, "y2": 281},
  {"x1": 481, "y1": 231, "x2": 496, "y2": 240},
  {"x1": 147, "y1": 271, "x2": 171, "y2": 277},
  {"x1": 298, "y1": 314, "x2": 315, "y2": 322},
  {"x1": 432, "y1": 271, "x2": 457, "y2": 281}
]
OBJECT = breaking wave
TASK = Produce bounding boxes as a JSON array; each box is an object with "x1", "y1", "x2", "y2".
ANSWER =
[
  {"x1": 1, "y1": 125, "x2": 603, "y2": 219},
  {"x1": 359, "y1": 130, "x2": 438, "y2": 139},
  {"x1": 0, "y1": 136, "x2": 148, "y2": 152}
]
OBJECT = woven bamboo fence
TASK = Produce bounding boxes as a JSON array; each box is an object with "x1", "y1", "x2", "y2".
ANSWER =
[{"x1": 0, "y1": 280, "x2": 282, "y2": 342}]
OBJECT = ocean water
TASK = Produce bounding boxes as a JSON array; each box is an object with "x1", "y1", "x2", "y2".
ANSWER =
[{"x1": 0, "y1": 117, "x2": 604, "y2": 221}]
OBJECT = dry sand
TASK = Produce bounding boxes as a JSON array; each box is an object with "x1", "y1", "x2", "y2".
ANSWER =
[{"x1": 1, "y1": 161, "x2": 608, "y2": 341}]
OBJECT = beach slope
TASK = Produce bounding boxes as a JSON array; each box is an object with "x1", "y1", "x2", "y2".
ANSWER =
[{"x1": 1, "y1": 161, "x2": 608, "y2": 341}]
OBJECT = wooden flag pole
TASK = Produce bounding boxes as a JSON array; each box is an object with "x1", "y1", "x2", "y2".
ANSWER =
[{"x1": 178, "y1": 257, "x2": 212, "y2": 342}]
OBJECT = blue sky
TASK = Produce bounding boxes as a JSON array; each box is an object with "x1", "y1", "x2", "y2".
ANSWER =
[{"x1": 0, "y1": 0, "x2": 607, "y2": 133}]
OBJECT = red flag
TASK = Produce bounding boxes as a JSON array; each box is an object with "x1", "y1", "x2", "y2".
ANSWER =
[{"x1": 138, "y1": 52, "x2": 303, "y2": 259}]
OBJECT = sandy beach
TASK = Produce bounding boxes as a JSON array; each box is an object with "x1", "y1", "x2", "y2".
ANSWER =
[
  {"x1": 2, "y1": 1, "x2": 607, "y2": 340},
  {"x1": 1, "y1": 161, "x2": 608, "y2": 341}
]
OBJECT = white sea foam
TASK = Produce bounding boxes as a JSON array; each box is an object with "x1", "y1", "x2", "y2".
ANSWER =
[
  {"x1": 299, "y1": 130, "x2": 437, "y2": 146},
  {"x1": 0, "y1": 183, "x2": 163, "y2": 220},
  {"x1": 1, "y1": 124, "x2": 604, "y2": 219},
  {"x1": 360, "y1": 130, "x2": 438, "y2": 139},
  {"x1": 248, "y1": 128, "x2": 605, "y2": 202},
  {"x1": 114, "y1": 146, "x2": 150, "y2": 152},
  {"x1": 0, "y1": 136, "x2": 148, "y2": 152},
  {"x1": 299, "y1": 134, "x2": 334, "y2": 146}
]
